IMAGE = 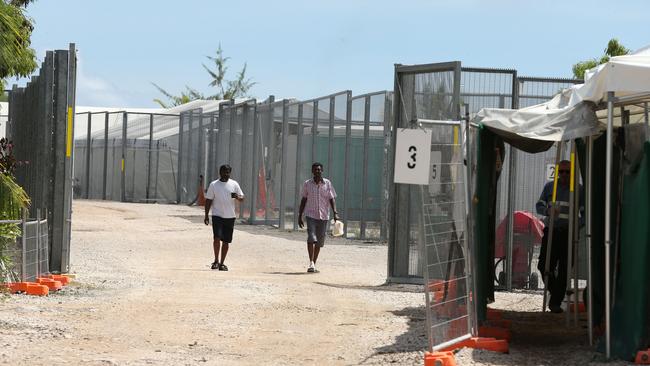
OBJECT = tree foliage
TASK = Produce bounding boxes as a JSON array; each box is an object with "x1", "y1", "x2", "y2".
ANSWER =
[
  {"x1": 572, "y1": 39, "x2": 630, "y2": 79},
  {"x1": 0, "y1": 0, "x2": 37, "y2": 91},
  {"x1": 152, "y1": 45, "x2": 255, "y2": 108}
]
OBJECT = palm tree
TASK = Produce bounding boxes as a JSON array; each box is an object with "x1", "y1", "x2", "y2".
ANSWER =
[{"x1": 152, "y1": 45, "x2": 256, "y2": 108}]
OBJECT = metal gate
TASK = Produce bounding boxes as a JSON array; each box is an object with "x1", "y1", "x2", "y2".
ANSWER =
[
  {"x1": 391, "y1": 62, "x2": 476, "y2": 350},
  {"x1": 418, "y1": 120, "x2": 474, "y2": 350}
]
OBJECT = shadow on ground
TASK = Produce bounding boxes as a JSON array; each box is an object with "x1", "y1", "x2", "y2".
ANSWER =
[{"x1": 358, "y1": 304, "x2": 631, "y2": 365}]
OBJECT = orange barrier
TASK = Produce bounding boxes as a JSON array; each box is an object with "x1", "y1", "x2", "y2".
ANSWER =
[
  {"x1": 636, "y1": 349, "x2": 650, "y2": 364},
  {"x1": 442, "y1": 337, "x2": 509, "y2": 354},
  {"x1": 479, "y1": 325, "x2": 512, "y2": 342},
  {"x1": 37, "y1": 278, "x2": 63, "y2": 291},
  {"x1": 424, "y1": 351, "x2": 456, "y2": 366},
  {"x1": 26, "y1": 283, "x2": 49, "y2": 296},
  {"x1": 51, "y1": 274, "x2": 71, "y2": 286}
]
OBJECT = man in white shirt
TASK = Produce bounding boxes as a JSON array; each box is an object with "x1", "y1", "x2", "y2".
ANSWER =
[{"x1": 204, "y1": 164, "x2": 244, "y2": 271}]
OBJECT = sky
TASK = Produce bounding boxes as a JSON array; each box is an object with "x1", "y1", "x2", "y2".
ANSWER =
[{"x1": 12, "y1": 0, "x2": 650, "y2": 108}]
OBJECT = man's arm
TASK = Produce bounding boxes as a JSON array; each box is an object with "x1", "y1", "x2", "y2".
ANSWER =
[
  {"x1": 204, "y1": 199, "x2": 212, "y2": 225},
  {"x1": 298, "y1": 197, "x2": 307, "y2": 228},
  {"x1": 535, "y1": 184, "x2": 550, "y2": 216},
  {"x1": 329, "y1": 198, "x2": 339, "y2": 221}
]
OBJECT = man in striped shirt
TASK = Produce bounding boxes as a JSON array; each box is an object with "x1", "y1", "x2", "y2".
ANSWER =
[
  {"x1": 298, "y1": 162, "x2": 339, "y2": 273},
  {"x1": 535, "y1": 160, "x2": 583, "y2": 313}
]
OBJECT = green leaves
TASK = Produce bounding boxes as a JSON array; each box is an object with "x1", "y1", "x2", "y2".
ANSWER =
[
  {"x1": 0, "y1": 0, "x2": 38, "y2": 90},
  {"x1": 572, "y1": 38, "x2": 630, "y2": 79},
  {"x1": 152, "y1": 44, "x2": 255, "y2": 108}
]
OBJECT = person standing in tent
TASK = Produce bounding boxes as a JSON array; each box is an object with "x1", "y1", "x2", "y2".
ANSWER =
[
  {"x1": 536, "y1": 160, "x2": 583, "y2": 313},
  {"x1": 298, "y1": 162, "x2": 339, "y2": 273},
  {"x1": 204, "y1": 164, "x2": 244, "y2": 271}
]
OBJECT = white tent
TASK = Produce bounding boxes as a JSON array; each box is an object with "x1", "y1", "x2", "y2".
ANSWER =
[
  {"x1": 474, "y1": 46, "x2": 650, "y2": 152},
  {"x1": 473, "y1": 45, "x2": 650, "y2": 359}
]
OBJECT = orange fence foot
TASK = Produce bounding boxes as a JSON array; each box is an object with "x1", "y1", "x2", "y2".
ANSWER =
[
  {"x1": 424, "y1": 351, "x2": 456, "y2": 366},
  {"x1": 26, "y1": 283, "x2": 49, "y2": 296},
  {"x1": 442, "y1": 337, "x2": 509, "y2": 354},
  {"x1": 636, "y1": 349, "x2": 650, "y2": 364},
  {"x1": 479, "y1": 325, "x2": 512, "y2": 341},
  {"x1": 37, "y1": 278, "x2": 63, "y2": 291}
]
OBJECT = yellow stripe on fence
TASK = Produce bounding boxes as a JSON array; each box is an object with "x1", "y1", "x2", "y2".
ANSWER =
[{"x1": 66, "y1": 107, "x2": 73, "y2": 157}]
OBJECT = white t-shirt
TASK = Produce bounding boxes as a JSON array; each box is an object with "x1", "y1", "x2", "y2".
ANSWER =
[{"x1": 205, "y1": 179, "x2": 244, "y2": 218}]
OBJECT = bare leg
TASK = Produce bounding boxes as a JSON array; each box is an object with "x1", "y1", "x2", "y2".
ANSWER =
[
  {"x1": 307, "y1": 242, "x2": 315, "y2": 262},
  {"x1": 213, "y1": 238, "x2": 221, "y2": 263},
  {"x1": 313, "y1": 245, "x2": 321, "y2": 264},
  {"x1": 220, "y1": 242, "x2": 229, "y2": 265}
]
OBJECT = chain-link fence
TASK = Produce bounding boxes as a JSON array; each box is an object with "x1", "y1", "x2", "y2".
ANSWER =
[
  {"x1": 73, "y1": 92, "x2": 393, "y2": 241},
  {"x1": 7, "y1": 45, "x2": 76, "y2": 274},
  {"x1": 2, "y1": 210, "x2": 49, "y2": 283},
  {"x1": 388, "y1": 61, "x2": 583, "y2": 290}
]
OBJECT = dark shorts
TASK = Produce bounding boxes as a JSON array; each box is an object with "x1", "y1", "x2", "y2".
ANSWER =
[
  {"x1": 306, "y1": 216, "x2": 327, "y2": 247},
  {"x1": 212, "y1": 216, "x2": 236, "y2": 243}
]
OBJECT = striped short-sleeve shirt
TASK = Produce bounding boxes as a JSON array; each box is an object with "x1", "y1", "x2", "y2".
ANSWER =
[{"x1": 301, "y1": 178, "x2": 337, "y2": 221}]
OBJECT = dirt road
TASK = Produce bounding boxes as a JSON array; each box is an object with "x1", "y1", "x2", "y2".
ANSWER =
[{"x1": 0, "y1": 201, "x2": 631, "y2": 365}]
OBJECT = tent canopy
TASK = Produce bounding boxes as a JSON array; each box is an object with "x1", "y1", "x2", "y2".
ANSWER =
[{"x1": 474, "y1": 45, "x2": 650, "y2": 153}]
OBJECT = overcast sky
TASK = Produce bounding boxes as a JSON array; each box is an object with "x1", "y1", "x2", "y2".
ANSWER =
[{"x1": 13, "y1": 0, "x2": 649, "y2": 108}]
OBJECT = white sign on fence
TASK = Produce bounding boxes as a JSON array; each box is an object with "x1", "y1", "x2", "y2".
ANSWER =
[
  {"x1": 394, "y1": 129, "x2": 432, "y2": 185},
  {"x1": 546, "y1": 164, "x2": 556, "y2": 181}
]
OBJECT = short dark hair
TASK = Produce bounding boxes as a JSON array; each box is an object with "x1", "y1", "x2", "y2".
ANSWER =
[
  {"x1": 312, "y1": 162, "x2": 323, "y2": 169},
  {"x1": 219, "y1": 164, "x2": 232, "y2": 173}
]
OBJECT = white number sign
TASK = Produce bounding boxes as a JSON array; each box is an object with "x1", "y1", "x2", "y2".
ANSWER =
[
  {"x1": 428, "y1": 151, "x2": 442, "y2": 194},
  {"x1": 546, "y1": 164, "x2": 555, "y2": 181},
  {"x1": 394, "y1": 129, "x2": 432, "y2": 185}
]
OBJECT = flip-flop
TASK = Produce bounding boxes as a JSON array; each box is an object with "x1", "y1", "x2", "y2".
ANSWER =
[
  {"x1": 219, "y1": 264, "x2": 229, "y2": 271},
  {"x1": 211, "y1": 262, "x2": 219, "y2": 270}
]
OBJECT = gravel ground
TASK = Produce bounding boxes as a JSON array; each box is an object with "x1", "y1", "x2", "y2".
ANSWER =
[{"x1": 0, "y1": 201, "x2": 634, "y2": 365}]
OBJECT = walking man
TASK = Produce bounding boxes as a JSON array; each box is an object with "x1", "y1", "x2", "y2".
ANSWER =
[
  {"x1": 204, "y1": 164, "x2": 244, "y2": 271},
  {"x1": 536, "y1": 160, "x2": 582, "y2": 313},
  {"x1": 298, "y1": 162, "x2": 339, "y2": 273}
]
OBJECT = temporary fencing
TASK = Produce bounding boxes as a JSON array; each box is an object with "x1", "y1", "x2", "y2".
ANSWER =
[
  {"x1": 388, "y1": 61, "x2": 582, "y2": 288},
  {"x1": 6, "y1": 44, "x2": 77, "y2": 273},
  {"x1": 73, "y1": 91, "x2": 393, "y2": 241}
]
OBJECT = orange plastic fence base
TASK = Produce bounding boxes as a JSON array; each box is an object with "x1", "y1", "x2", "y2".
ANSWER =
[
  {"x1": 25, "y1": 283, "x2": 49, "y2": 296},
  {"x1": 479, "y1": 325, "x2": 512, "y2": 342},
  {"x1": 37, "y1": 278, "x2": 62, "y2": 291},
  {"x1": 442, "y1": 337, "x2": 509, "y2": 354},
  {"x1": 44, "y1": 274, "x2": 70, "y2": 286},
  {"x1": 3, "y1": 282, "x2": 29, "y2": 293},
  {"x1": 636, "y1": 349, "x2": 650, "y2": 364},
  {"x1": 424, "y1": 351, "x2": 456, "y2": 366}
]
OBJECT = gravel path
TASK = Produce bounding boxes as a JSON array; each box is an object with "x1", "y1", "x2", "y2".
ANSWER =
[{"x1": 0, "y1": 201, "x2": 633, "y2": 365}]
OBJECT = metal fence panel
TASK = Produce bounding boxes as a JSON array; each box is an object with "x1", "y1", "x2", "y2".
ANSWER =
[
  {"x1": 419, "y1": 120, "x2": 472, "y2": 351},
  {"x1": 8, "y1": 45, "x2": 75, "y2": 273}
]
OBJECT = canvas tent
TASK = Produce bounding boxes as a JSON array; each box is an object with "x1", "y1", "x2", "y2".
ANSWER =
[{"x1": 472, "y1": 46, "x2": 650, "y2": 360}]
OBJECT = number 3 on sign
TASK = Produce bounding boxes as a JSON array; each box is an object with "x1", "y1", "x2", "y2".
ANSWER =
[
  {"x1": 407, "y1": 146, "x2": 417, "y2": 169},
  {"x1": 394, "y1": 129, "x2": 432, "y2": 185}
]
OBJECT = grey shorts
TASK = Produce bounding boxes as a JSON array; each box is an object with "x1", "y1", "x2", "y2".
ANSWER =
[{"x1": 306, "y1": 216, "x2": 327, "y2": 247}]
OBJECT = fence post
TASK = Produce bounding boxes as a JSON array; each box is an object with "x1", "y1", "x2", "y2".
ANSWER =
[
  {"x1": 360, "y1": 95, "x2": 371, "y2": 239},
  {"x1": 85, "y1": 112, "x2": 91, "y2": 198},
  {"x1": 343, "y1": 92, "x2": 353, "y2": 238},
  {"x1": 36, "y1": 209, "x2": 41, "y2": 277},
  {"x1": 121, "y1": 112, "x2": 127, "y2": 202},
  {"x1": 294, "y1": 103, "x2": 304, "y2": 230},
  {"x1": 103, "y1": 112, "x2": 109, "y2": 200},
  {"x1": 177, "y1": 113, "x2": 184, "y2": 203},
  {"x1": 146, "y1": 114, "x2": 154, "y2": 200},
  {"x1": 327, "y1": 96, "x2": 335, "y2": 176},
  {"x1": 249, "y1": 103, "x2": 259, "y2": 223},
  {"x1": 21, "y1": 209, "x2": 27, "y2": 282}
]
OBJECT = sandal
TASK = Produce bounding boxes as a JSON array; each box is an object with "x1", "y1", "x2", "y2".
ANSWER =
[
  {"x1": 219, "y1": 264, "x2": 228, "y2": 271},
  {"x1": 211, "y1": 261, "x2": 219, "y2": 270}
]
